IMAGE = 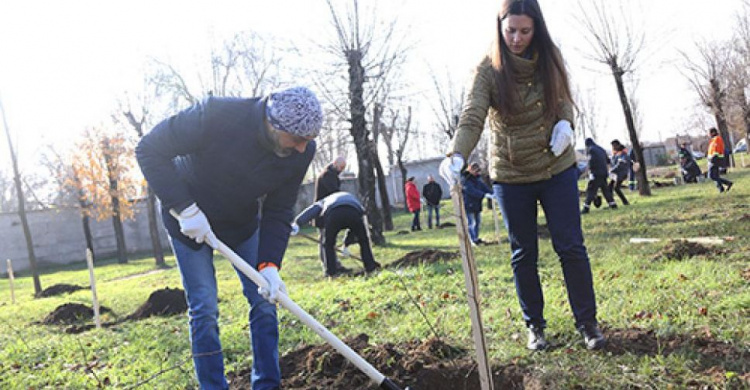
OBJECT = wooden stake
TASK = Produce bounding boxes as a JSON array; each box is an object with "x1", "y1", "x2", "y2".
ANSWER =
[
  {"x1": 86, "y1": 249, "x2": 101, "y2": 329},
  {"x1": 450, "y1": 183, "x2": 494, "y2": 390},
  {"x1": 7, "y1": 259, "x2": 15, "y2": 305}
]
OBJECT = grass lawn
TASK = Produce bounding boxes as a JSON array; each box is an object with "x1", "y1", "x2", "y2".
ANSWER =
[{"x1": 1, "y1": 168, "x2": 748, "y2": 389}]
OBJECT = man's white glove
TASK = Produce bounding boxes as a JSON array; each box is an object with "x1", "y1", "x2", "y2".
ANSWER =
[
  {"x1": 258, "y1": 267, "x2": 287, "y2": 304},
  {"x1": 484, "y1": 193, "x2": 495, "y2": 200},
  {"x1": 439, "y1": 153, "x2": 464, "y2": 187},
  {"x1": 175, "y1": 203, "x2": 218, "y2": 247},
  {"x1": 340, "y1": 245, "x2": 351, "y2": 258},
  {"x1": 549, "y1": 120, "x2": 574, "y2": 157},
  {"x1": 290, "y1": 223, "x2": 300, "y2": 236}
]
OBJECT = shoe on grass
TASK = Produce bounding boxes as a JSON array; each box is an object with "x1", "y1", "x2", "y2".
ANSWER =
[
  {"x1": 578, "y1": 322, "x2": 606, "y2": 350},
  {"x1": 527, "y1": 324, "x2": 548, "y2": 351}
]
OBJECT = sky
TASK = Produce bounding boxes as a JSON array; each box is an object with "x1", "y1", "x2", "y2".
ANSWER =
[{"x1": 0, "y1": 0, "x2": 744, "y2": 173}]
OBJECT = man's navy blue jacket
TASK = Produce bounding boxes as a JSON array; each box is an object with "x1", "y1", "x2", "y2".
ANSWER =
[
  {"x1": 136, "y1": 96, "x2": 315, "y2": 268},
  {"x1": 462, "y1": 173, "x2": 491, "y2": 213},
  {"x1": 586, "y1": 142, "x2": 610, "y2": 177}
]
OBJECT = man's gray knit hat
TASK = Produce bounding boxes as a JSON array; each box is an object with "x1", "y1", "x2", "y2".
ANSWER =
[{"x1": 266, "y1": 86, "x2": 323, "y2": 138}]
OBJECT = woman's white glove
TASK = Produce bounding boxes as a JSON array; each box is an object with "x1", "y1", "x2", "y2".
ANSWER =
[
  {"x1": 549, "y1": 120, "x2": 574, "y2": 156},
  {"x1": 439, "y1": 153, "x2": 464, "y2": 186},
  {"x1": 258, "y1": 267, "x2": 287, "y2": 304},
  {"x1": 176, "y1": 203, "x2": 218, "y2": 247}
]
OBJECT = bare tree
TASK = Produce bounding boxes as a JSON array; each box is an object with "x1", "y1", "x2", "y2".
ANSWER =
[
  {"x1": 0, "y1": 95, "x2": 43, "y2": 295},
  {"x1": 575, "y1": 87, "x2": 602, "y2": 143},
  {"x1": 429, "y1": 69, "x2": 465, "y2": 150},
  {"x1": 370, "y1": 103, "x2": 394, "y2": 231},
  {"x1": 729, "y1": 0, "x2": 750, "y2": 153},
  {"x1": 379, "y1": 106, "x2": 413, "y2": 211},
  {"x1": 319, "y1": 0, "x2": 410, "y2": 245},
  {"x1": 120, "y1": 94, "x2": 166, "y2": 267},
  {"x1": 576, "y1": 0, "x2": 651, "y2": 195},
  {"x1": 148, "y1": 30, "x2": 284, "y2": 109},
  {"x1": 679, "y1": 41, "x2": 734, "y2": 166}
]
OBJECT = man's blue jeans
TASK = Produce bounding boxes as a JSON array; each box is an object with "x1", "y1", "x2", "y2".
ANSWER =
[
  {"x1": 171, "y1": 233, "x2": 280, "y2": 390},
  {"x1": 493, "y1": 165, "x2": 598, "y2": 328},
  {"x1": 466, "y1": 210, "x2": 482, "y2": 243},
  {"x1": 426, "y1": 204, "x2": 440, "y2": 228}
]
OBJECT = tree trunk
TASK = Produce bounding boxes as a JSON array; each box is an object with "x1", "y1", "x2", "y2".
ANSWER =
[
  {"x1": 709, "y1": 78, "x2": 734, "y2": 168},
  {"x1": 146, "y1": 187, "x2": 165, "y2": 266},
  {"x1": 370, "y1": 141, "x2": 394, "y2": 231},
  {"x1": 79, "y1": 196, "x2": 95, "y2": 261},
  {"x1": 124, "y1": 111, "x2": 165, "y2": 265},
  {"x1": 103, "y1": 148, "x2": 128, "y2": 263},
  {"x1": 347, "y1": 49, "x2": 385, "y2": 245},
  {"x1": 612, "y1": 65, "x2": 651, "y2": 196},
  {"x1": 1, "y1": 99, "x2": 42, "y2": 295}
]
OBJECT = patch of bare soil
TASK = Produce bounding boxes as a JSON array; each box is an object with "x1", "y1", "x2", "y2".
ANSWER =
[
  {"x1": 36, "y1": 283, "x2": 86, "y2": 298},
  {"x1": 228, "y1": 334, "x2": 536, "y2": 390},
  {"x1": 740, "y1": 214, "x2": 750, "y2": 222},
  {"x1": 604, "y1": 327, "x2": 748, "y2": 377},
  {"x1": 655, "y1": 240, "x2": 717, "y2": 261},
  {"x1": 39, "y1": 303, "x2": 112, "y2": 325},
  {"x1": 387, "y1": 249, "x2": 459, "y2": 268},
  {"x1": 126, "y1": 287, "x2": 187, "y2": 320},
  {"x1": 743, "y1": 267, "x2": 750, "y2": 281},
  {"x1": 437, "y1": 222, "x2": 455, "y2": 229}
]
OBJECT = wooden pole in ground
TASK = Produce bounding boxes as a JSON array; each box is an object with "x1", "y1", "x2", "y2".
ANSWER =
[
  {"x1": 85, "y1": 249, "x2": 101, "y2": 329},
  {"x1": 7, "y1": 259, "x2": 15, "y2": 304},
  {"x1": 490, "y1": 196, "x2": 502, "y2": 245},
  {"x1": 449, "y1": 182, "x2": 494, "y2": 390}
]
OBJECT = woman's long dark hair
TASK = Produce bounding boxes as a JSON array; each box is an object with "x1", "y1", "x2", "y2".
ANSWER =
[{"x1": 491, "y1": 0, "x2": 574, "y2": 120}]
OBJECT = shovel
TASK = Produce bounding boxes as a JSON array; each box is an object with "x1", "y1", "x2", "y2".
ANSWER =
[{"x1": 170, "y1": 211, "x2": 405, "y2": 389}]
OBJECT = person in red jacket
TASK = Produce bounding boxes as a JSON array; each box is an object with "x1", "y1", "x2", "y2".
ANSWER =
[
  {"x1": 707, "y1": 127, "x2": 733, "y2": 193},
  {"x1": 405, "y1": 176, "x2": 422, "y2": 231}
]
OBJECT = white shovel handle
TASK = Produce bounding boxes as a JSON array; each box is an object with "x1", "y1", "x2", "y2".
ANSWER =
[{"x1": 169, "y1": 209, "x2": 392, "y2": 387}]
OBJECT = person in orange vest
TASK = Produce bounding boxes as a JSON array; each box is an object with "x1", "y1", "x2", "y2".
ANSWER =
[{"x1": 707, "y1": 127, "x2": 733, "y2": 193}]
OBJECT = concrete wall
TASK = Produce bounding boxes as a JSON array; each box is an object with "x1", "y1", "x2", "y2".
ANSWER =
[{"x1": 1, "y1": 201, "x2": 170, "y2": 274}]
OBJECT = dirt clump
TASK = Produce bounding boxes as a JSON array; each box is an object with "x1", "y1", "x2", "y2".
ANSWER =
[
  {"x1": 437, "y1": 222, "x2": 455, "y2": 228},
  {"x1": 656, "y1": 240, "x2": 715, "y2": 261},
  {"x1": 604, "y1": 327, "x2": 747, "y2": 374},
  {"x1": 387, "y1": 249, "x2": 458, "y2": 268},
  {"x1": 40, "y1": 303, "x2": 112, "y2": 325},
  {"x1": 126, "y1": 287, "x2": 187, "y2": 320},
  {"x1": 228, "y1": 334, "x2": 534, "y2": 390},
  {"x1": 36, "y1": 283, "x2": 86, "y2": 298}
]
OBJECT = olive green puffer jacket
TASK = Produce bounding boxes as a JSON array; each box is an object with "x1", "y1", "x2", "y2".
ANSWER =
[{"x1": 450, "y1": 53, "x2": 576, "y2": 184}]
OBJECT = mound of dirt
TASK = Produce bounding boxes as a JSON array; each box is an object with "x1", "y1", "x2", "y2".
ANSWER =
[
  {"x1": 656, "y1": 240, "x2": 714, "y2": 260},
  {"x1": 36, "y1": 283, "x2": 86, "y2": 298},
  {"x1": 604, "y1": 327, "x2": 747, "y2": 375},
  {"x1": 437, "y1": 222, "x2": 455, "y2": 229},
  {"x1": 228, "y1": 334, "x2": 535, "y2": 390},
  {"x1": 126, "y1": 287, "x2": 187, "y2": 320},
  {"x1": 387, "y1": 249, "x2": 459, "y2": 268},
  {"x1": 41, "y1": 303, "x2": 112, "y2": 325}
]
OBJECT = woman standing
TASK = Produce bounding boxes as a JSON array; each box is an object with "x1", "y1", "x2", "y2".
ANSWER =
[
  {"x1": 608, "y1": 140, "x2": 630, "y2": 205},
  {"x1": 405, "y1": 177, "x2": 422, "y2": 231},
  {"x1": 440, "y1": 0, "x2": 605, "y2": 351}
]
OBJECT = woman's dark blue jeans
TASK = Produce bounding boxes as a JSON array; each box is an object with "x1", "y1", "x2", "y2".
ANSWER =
[{"x1": 493, "y1": 165, "x2": 598, "y2": 328}]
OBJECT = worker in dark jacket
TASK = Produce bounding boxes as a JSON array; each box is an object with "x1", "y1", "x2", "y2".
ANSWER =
[
  {"x1": 422, "y1": 175, "x2": 443, "y2": 229},
  {"x1": 293, "y1": 192, "x2": 381, "y2": 276},
  {"x1": 136, "y1": 86, "x2": 322, "y2": 390},
  {"x1": 608, "y1": 140, "x2": 630, "y2": 206},
  {"x1": 315, "y1": 156, "x2": 346, "y2": 202},
  {"x1": 582, "y1": 138, "x2": 616, "y2": 214},
  {"x1": 462, "y1": 162, "x2": 493, "y2": 245}
]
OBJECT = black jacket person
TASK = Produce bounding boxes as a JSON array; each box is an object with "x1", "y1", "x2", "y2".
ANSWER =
[{"x1": 294, "y1": 192, "x2": 381, "y2": 276}]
